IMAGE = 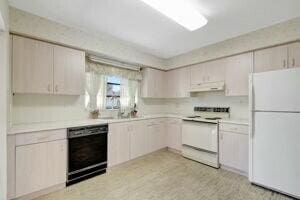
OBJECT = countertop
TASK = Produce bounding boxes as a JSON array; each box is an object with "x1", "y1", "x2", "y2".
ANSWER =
[
  {"x1": 9, "y1": 114, "x2": 249, "y2": 135},
  {"x1": 219, "y1": 119, "x2": 249, "y2": 125},
  {"x1": 8, "y1": 114, "x2": 182, "y2": 135}
]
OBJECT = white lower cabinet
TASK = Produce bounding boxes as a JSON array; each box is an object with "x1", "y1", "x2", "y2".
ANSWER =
[
  {"x1": 130, "y1": 120, "x2": 149, "y2": 159},
  {"x1": 15, "y1": 139, "x2": 67, "y2": 197},
  {"x1": 147, "y1": 119, "x2": 166, "y2": 153},
  {"x1": 219, "y1": 123, "x2": 249, "y2": 175},
  {"x1": 108, "y1": 122, "x2": 131, "y2": 167},
  {"x1": 108, "y1": 119, "x2": 168, "y2": 167},
  {"x1": 166, "y1": 119, "x2": 182, "y2": 151}
]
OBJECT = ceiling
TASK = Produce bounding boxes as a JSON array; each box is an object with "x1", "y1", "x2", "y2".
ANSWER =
[{"x1": 9, "y1": 0, "x2": 300, "y2": 58}]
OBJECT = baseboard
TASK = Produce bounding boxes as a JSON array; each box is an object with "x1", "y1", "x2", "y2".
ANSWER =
[
  {"x1": 220, "y1": 165, "x2": 248, "y2": 177},
  {"x1": 13, "y1": 183, "x2": 65, "y2": 200},
  {"x1": 167, "y1": 147, "x2": 181, "y2": 155}
]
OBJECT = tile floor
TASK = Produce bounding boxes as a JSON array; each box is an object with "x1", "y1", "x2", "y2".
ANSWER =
[{"x1": 35, "y1": 150, "x2": 293, "y2": 200}]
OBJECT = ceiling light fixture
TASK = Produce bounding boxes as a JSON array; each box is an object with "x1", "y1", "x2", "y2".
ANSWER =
[{"x1": 140, "y1": 0, "x2": 207, "y2": 31}]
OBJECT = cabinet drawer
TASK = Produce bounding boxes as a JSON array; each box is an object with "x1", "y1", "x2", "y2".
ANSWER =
[
  {"x1": 16, "y1": 129, "x2": 67, "y2": 146},
  {"x1": 219, "y1": 123, "x2": 248, "y2": 134}
]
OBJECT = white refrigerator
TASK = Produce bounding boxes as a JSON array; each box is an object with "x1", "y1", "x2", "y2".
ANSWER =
[{"x1": 249, "y1": 68, "x2": 300, "y2": 199}]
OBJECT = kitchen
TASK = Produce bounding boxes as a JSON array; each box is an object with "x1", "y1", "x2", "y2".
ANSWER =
[{"x1": 0, "y1": 0, "x2": 300, "y2": 200}]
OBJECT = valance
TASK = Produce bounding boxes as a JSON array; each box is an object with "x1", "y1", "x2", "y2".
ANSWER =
[{"x1": 86, "y1": 60, "x2": 142, "y2": 81}]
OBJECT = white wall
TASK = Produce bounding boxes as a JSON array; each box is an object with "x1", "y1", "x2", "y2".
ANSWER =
[
  {"x1": 0, "y1": 0, "x2": 9, "y2": 199},
  {"x1": 166, "y1": 17, "x2": 300, "y2": 69},
  {"x1": 11, "y1": 93, "x2": 248, "y2": 124}
]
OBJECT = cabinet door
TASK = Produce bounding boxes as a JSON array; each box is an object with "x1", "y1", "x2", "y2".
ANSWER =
[
  {"x1": 108, "y1": 123, "x2": 130, "y2": 167},
  {"x1": 219, "y1": 131, "x2": 236, "y2": 169},
  {"x1": 177, "y1": 67, "x2": 191, "y2": 98},
  {"x1": 288, "y1": 42, "x2": 300, "y2": 68},
  {"x1": 190, "y1": 64, "x2": 205, "y2": 88},
  {"x1": 16, "y1": 140, "x2": 66, "y2": 197},
  {"x1": 205, "y1": 59, "x2": 225, "y2": 83},
  {"x1": 147, "y1": 120, "x2": 166, "y2": 152},
  {"x1": 130, "y1": 121, "x2": 148, "y2": 159},
  {"x1": 53, "y1": 45, "x2": 85, "y2": 95},
  {"x1": 13, "y1": 36, "x2": 53, "y2": 94},
  {"x1": 166, "y1": 119, "x2": 182, "y2": 151},
  {"x1": 165, "y1": 70, "x2": 176, "y2": 98},
  {"x1": 254, "y1": 45, "x2": 288, "y2": 72},
  {"x1": 155, "y1": 69, "x2": 165, "y2": 98},
  {"x1": 141, "y1": 68, "x2": 165, "y2": 98},
  {"x1": 236, "y1": 133, "x2": 249, "y2": 173},
  {"x1": 225, "y1": 52, "x2": 253, "y2": 96}
]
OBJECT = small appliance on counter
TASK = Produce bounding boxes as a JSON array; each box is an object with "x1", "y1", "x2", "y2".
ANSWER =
[
  {"x1": 67, "y1": 124, "x2": 108, "y2": 186},
  {"x1": 182, "y1": 107, "x2": 230, "y2": 168}
]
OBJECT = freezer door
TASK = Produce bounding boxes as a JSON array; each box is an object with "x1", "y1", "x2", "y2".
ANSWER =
[
  {"x1": 251, "y1": 112, "x2": 300, "y2": 198},
  {"x1": 252, "y1": 68, "x2": 300, "y2": 112}
]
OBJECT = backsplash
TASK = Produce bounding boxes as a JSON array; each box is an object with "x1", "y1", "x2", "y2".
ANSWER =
[
  {"x1": 163, "y1": 92, "x2": 248, "y2": 119},
  {"x1": 11, "y1": 92, "x2": 248, "y2": 125}
]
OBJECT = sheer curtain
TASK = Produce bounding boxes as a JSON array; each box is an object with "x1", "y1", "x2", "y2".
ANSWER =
[
  {"x1": 86, "y1": 59, "x2": 141, "y2": 112},
  {"x1": 120, "y1": 78, "x2": 139, "y2": 113},
  {"x1": 85, "y1": 71, "x2": 106, "y2": 111}
]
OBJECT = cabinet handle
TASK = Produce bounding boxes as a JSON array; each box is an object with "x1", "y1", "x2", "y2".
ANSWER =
[
  {"x1": 292, "y1": 58, "x2": 295, "y2": 67},
  {"x1": 55, "y1": 85, "x2": 58, "y2": 92},
  {"x1": 283, "y1": 60, "x2": 286, "y2": 68}
]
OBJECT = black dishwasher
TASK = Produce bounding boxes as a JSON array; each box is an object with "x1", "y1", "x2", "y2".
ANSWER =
[{"x1": 67, "y1": 124, "x2": 108, "y2": 186}]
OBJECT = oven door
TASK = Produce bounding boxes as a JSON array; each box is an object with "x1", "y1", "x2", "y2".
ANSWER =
[
  {"x1": 182, "y1": 121, "x2": 218, "y2": 152},
  {"x1": 68, "y1": 133, "x2": 107, "y2": 174}
]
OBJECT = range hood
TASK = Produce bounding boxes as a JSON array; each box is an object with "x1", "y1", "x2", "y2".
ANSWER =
[{"x1": 189, "y1": 81, "x2": 225, "y2": 92}]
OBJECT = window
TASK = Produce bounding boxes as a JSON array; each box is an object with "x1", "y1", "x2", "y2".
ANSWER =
[{"x1": 105, "y1": 76, "x2": 121, "y2": 109}]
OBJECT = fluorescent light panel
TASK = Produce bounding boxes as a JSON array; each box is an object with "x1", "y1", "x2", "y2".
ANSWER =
[{"x1": 140, "y1": 0, "x2": 207, "y2": 31}]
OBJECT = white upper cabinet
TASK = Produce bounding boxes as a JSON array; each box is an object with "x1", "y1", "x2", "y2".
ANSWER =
[
  {"x1": 288, "y1": 42, "x2": 300, "y2": 68},
  {"x1": 165, "y1": 67, "x2": 190, "y2": 98},
  {"x1": 225, "y1": 52, "x2": 253, "y2": 96},
  {"x1": 12, "y1": 36, "x2": 85, "y2": 95},
  {"x1": 204, "y1": 59, "x2": 225, "y2": 83},
  {"x1": 141, "y1": 68, "x2": 165, "y2": 98},
  {"x1": 13, "y1": 35, "x2": 54, "y2": 94},
  {"x1": 190, "y1": 63, "x2": 205, "y2": 88},
  {"x1": 53, "y1": 45, "x2": 85, "y2": 95},
  {"x1": 254, "y1": 45, "x2": 288, "y2": 72},
  {"x1": 190, "y1": 59, "x2": 225, "y2": 90}
]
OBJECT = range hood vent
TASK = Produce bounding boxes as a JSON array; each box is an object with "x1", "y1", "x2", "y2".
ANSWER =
[{"x1": 189, "y1": 81, "x2": 225, "y2": 92}]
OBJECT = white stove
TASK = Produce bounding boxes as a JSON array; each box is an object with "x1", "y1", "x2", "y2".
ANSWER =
[{"x1": 182, "y1": 107, "x2": 230, "y2": 168}]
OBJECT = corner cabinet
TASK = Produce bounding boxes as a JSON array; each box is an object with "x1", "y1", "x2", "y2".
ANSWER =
[
  {"x1": 165, "y1": 67, "x2": 190, "y2": 98},
  {"x1": 12, "y1": 35, "x2": 85, "y2": 95},
  {"x1": 141, "y1": 68, "x2": 165, "y2": 98}
]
